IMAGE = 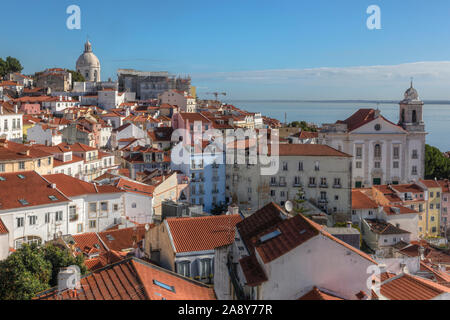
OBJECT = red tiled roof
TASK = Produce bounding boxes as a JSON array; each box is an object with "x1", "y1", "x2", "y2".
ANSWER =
[
  {"x1": 383, "y1": 205, "x2": 418, "y2": 215},
  {"x1": 84, "y1": 250, "x2": 125, "y2": 271},
  {"x1": 239, "y1": 254, "x2": 268, "y2": 287},
  {"x1": 71, "y1": 232, "x2": 107, "y2": 256},
  {"x1": 44, "y1": 174, "x2": 123, "y2": 197},
  {"x1": 98, "y1": 226, "x2": 147, "y2": 252},
  {"x1": 116, "y1": 178, "x2": 155, "y2": 196},
  {"x1": 420, "y1": 179, "x2": 442, "y2": 189},
  {"x1": 236, "y1": 202, "x2": 286, "y2": 255},
  {"x1": 352, "y1": 190, "x2": 379, "y2": 209},
  {"x1": 365, "y1": 219, "x2": 410, "y2": 235},
  {"x1": 270, "y1": 144, "x2": 351, "y2": 157},
  {"x1": 0, "y1": 140, "x2": 52, "y2": 160},
  {"x1": 298, "y1": 287, "x2": 344, "y2": 300},
  {"x1": 0, "y1": 171, "x2": 70, "y2": 210},
  {"x1": 336, "y1": 108, "x2": 405, "y2": 132},
  {"x1": 380, "y1": 273, "x2": 450, "y2": 300},
  {"x1": 35, "y1": 258, "x2": 216, "y2": 300},
  {"x1": 0, "y1": 218, "x2": 8, "y2": 234},
  {"x1": 166, "y1": 215, "x2": 243, "y2": 253}
]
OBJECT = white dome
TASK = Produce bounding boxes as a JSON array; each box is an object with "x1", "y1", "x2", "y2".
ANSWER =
[
  {"x1": 403, "y1": 82, "x2": 420, "y2": 101},
  {"x1": 76, "y1": 40, "x2": 100, "y2": 68}
]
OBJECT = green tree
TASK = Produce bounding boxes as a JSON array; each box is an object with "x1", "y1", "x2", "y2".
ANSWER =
[
  {"x1": 0, "y1": 244, "x2": 52, "y2": 300},
  {"x1": 0, "y1": 243, "x2": 87, "y2": 300},
  {"x1": 0, "y1": 58, "x2": 6, "y2": 78},
  {"x1": 0, "y1": 56, "x2": 23, "y2": 77},
  {"x1": 42, "y1": 244, "x2": 87, "y2": 286},
  {"x1": 293, "y1": 186, "x2": 309, "y2": 215},
  {"x1": 5, "y1": 56, "x2": 23, "y2": 74},
  {"x1": 68, "y1": 69, "x2": 85, "y2": 83},
  {"x1": 425, "y1": 144, "x2": 450, "y2": 180},
  {"x1": 287, "y1": 121, "x2": 317, "y2": 132}
]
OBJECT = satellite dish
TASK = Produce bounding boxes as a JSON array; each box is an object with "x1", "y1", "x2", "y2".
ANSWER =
[
  {"x1": 145, "y1": 224, "x2": 150, "y2": 231},
  {"x1": 285, "y1": 201, "x2": 293, "y2": 213}
]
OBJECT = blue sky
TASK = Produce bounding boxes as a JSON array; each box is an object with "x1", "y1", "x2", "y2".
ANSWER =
[{"x1": 2, "y1": 0, "x2": 450, "y2": 99}]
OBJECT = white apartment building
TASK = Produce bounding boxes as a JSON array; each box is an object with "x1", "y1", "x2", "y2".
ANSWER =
[
  {"x1": 0, "y1": 102, "x2": 23, "y2": 143},
  {"x1": 42, "y1": 96, "x2": 79, "y2": 114},
  {"x1": 44, "y1": 174, "x2": 125, "y2": 234},
  {"x1": 34, "y1": 143, "x2": 118, "y2": 182},
  {"x1": 0, "y1": 171, "x2": 71, "y2": 251},
  {"x1": 159, "y1": 90, "x2": 196, "y2": 113},
  {"x1": 226, "y1": 143, "x2": 352, "y2": 219}
]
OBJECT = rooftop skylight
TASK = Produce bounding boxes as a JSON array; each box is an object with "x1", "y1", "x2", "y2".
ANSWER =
[
  {"x1": 153, "y1": 280, "x2": 175, "y2": 293},
  {"x1": 18, "y1": 199, "x2": 29, "y2": 205},
  {"x1": 260, "y1": 229, "x2": 282, "y2": 243}
]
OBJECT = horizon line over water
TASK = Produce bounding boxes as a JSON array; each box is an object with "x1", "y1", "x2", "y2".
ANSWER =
[
  {"x1": 226, "y1": 99, "x2": 450, "y2": 105},
  {"x1": 227, "y1": 100, "x2": 450, "y2": 152}
]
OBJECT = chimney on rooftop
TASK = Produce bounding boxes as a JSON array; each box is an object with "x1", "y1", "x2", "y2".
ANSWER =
[
  {"x1": 14, "y1": 104, "x2": 18, "y2": 114},
  {"x1": 346, "y1": 221, "x2": 352, "y2": 228}
]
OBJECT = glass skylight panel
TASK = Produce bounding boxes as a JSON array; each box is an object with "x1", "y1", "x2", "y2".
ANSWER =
[
  {"x1": 153, "y1": 280, "x2": 175, "y2": 292},
  {"x1": 19, "y1": 199, "x2": 29, "y2": 205},
  {"x1": 260, "y1": 229, "x2": 282, "y2": 243}
]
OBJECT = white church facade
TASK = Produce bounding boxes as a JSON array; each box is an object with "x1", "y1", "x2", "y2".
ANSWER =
[{"x1": 319, "y1": 83, "x2": 426, "y2": 188}]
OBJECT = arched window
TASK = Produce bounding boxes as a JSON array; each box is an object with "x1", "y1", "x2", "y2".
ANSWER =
[
  {"x1": 14, "y1": 236, "x2": 42, "y2": 249},
  {"x1": 412, "y1": 110, "x2": 417, "y2": 123},
  {"x1": 401, "y1": 109, "x2": 405, "y2": 123},
  {"x1": 374, "y1": 144, "x2": 381, "y2": 158}
]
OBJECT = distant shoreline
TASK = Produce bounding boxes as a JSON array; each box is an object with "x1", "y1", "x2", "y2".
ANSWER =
[{"x1": 225, "y1": 100, "x2": 450, "y2": 105}]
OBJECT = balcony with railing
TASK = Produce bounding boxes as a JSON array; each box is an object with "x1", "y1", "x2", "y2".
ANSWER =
[
  {"x1": 319, "y1": 183, "x2": 329, "y2": 188},
  {"x1": 318, "y1": 198, "x2": 328, "y2": 204},
  {"x1": 212, "y1": 189, "x2": 220, "y2": 194},
  {"x1": 333, "y1": 184, "x2": 342, "y2": 189},
  {"x1": 293, "y1": 181, "x2": 302, "y2": 187}
]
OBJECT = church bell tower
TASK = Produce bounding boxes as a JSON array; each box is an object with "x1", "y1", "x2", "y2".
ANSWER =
[{"x1": 398, "y1": 80, "x2": 425, "y2": 132}]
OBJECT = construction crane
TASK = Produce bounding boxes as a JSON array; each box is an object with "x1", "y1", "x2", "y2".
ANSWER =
[{"x1": 205, "y1": 92, "x2": 227, "y2": 100}]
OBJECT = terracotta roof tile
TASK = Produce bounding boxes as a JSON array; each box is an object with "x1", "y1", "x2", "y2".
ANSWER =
[
  {"x1": 98, "y1": 226, "x2": 147, "y2": 252},
  {"x1": 365, "y1": 219, "x2": 410, "y2": 235},
  {"x1": 71, "y1": 232, "x2": 107, "y2": 256},
  {"x1": 0, "y1": 218, "x2": 8, "y2": 234},
  {"x1": 352, "y1": 190, "x2": 379, "y2": 209},
  {"x1": 35, "y1": 258, "x2": 216, "y2": 300},
  {"x1": 166, "y1": 215, "x2": 243, "y2": 253},
  {"x1": 298, "y1": 287, "x2": 344, "y2": 300},
  {"x1": 44, "y1": 174, "x2": 123, "y2": 197},
  {"x1": 380, "y1": 273, "x2": 450, "y2": 300},
  {"x1": 270, "y1": 144, "x2": 351, "y2": 157},
  {"x1": 0, "y1": 171, "x2": 70, "y2": 210}
]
